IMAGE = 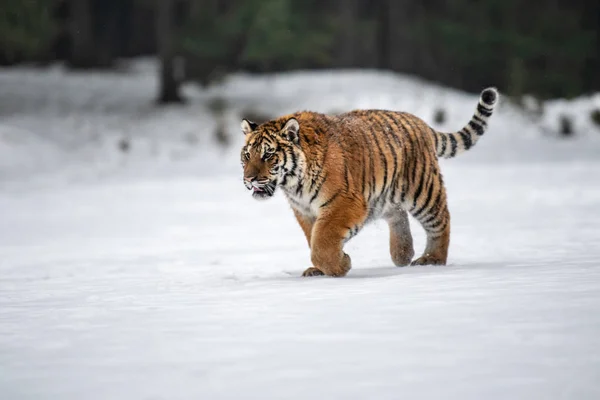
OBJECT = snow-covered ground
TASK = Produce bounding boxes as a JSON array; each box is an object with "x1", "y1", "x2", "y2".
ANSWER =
[{"x1": 1, "y1": 59, "x2": 600, "y2": 399}]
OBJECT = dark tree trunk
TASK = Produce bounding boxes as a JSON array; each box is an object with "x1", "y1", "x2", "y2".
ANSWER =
[
  {"x1": 375, "y1": 0, "x2": 390, "y2": 69},
  {"x1": 386, "y1": 0, "x2": 414, "y2": 73},
  {"x1": 156, "y1": 0, "x2": 184, "y2": 104},
  {"x1": 94, "y1": 0, "x2": 118, "y2": 68},
  {"x1": 130, "y1": 2, "x2": 157, "y2": 56},
  {"x1": 336, "y1": 0, "x2": 359, "y2": 67},
  {"x1": 69, "y1": 0, "x2": 95, "y2": 68}
]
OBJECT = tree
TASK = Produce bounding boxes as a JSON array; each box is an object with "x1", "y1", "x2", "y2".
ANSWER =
[
  {"x1": 0, "y1": 0, "x2": 55, "y2": 65},
  {"x1": 69, "y1": 0, "x2": 95, "y2": 68},
  {"x1": 156, "y1": 0, "x2": 185, "y2": 104},
  {"x1": 335, "y1": 0, "x2": 359, "y2": 67},
  {"x1": 385, "y1": 0, "x2": 417, "y2": 73}
]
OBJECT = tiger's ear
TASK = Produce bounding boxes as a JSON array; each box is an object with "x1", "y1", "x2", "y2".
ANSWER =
[
  {"x1": 282, "y1": 118, "x2": 299, "y2": 143},
  {"x1": 241, "y1": 119, "x2": 258, "y2": 135}
]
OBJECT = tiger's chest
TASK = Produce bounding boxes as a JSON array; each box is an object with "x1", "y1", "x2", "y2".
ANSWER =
[
  {"x1": 283, "y1": 191, "x2": 317, "y2": 217},
  {"x1": 281, "y1": 180, "x2": 317, "y2": 217}
]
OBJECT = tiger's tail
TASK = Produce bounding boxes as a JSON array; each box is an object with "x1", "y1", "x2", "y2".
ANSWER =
[{"x1": 433, "y1": 87, "x2": 499, "y2": 159}]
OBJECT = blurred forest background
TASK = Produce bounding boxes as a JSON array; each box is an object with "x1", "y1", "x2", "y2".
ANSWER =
[{"x1": 1, "y1": 0, "x2": 599, "y2": 104}]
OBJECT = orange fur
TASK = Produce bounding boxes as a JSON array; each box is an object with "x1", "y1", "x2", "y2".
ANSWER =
[{"x1": 240, "y1": 88, "x2": 499, "y2": 276}]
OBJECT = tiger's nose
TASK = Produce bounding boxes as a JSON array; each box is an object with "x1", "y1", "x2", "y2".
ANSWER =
[{"x1": 244, "y1": 176, "x2": 257, "y2": 183}]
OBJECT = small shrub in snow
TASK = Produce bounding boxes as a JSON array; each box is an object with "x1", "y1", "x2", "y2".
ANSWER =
[
  {"x1": 118, "y1": 138, "x2": 131, "y2": 153},
  {"x1": 590, "y1": 109, "x2": 600, "y2": 127},
  {"x1": 184, "y1": 132, "x2": 198, "y2": 146},
  {"x1": 214, "y1": 122, "x2": 229, "y2": 146},
  {"x1": 207, "y1": 97, "x2": 228, "y2": 115},
  {"x1": 559, "y1": 115, "x2": 574, "y2": 137},
  {"x1": 433, "y1": 108, "x2": 446, "y2": 125},
  {"x1": 520, "y1": 95, "x2": 545, "y2": 121}
]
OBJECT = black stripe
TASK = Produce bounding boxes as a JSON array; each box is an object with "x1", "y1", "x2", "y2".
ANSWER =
[
  {"x1": 431, "y1": 128, "x2": 439, "y2": 151},
  {"x1": 354, "y1": 118, "x2": 367, "y2": 199},
  {"x1": 361, "y1": 155, "x2": 366, "y2": 198},
  {"x1": 281, "y1": 149, "x2": 288, "y2": 172},
  {"x1": 413, "y1": 182, "x2": 435, "y2": 218},
  {"x1": 290, "y1": 149, "x2": 298, "y2": 173},
  {"x1": 429, "y1": 220, "x2": 448, "y2": 235},
  {"x1": 309, "y1": 173, "x2": 327, "y2": 204},
  {"x1": 357, "y1": 114, "x2": 375, "y2": 202},
  {"x1": 473, "y1": 115, "x2": 486, "y2": 125},
  {"x1": 448, "y1": 135, "x2": 458, "y2": 157},
  {"x1": 422, "y1": 208, "x2": 440, "y2": 226},
  {"x1": 459, "y1": 131, "x2": 472, "y2": 150},
  {"x1": 308, "y1": 172, "x2": 319, "y2": 192},
  {"x1": 403, "y1": 115, "x2": 424, "y2": 203},
  {"x1": 413, "y1": 175, "x2": 435, "y2": 218},
  {"x1": 367, "y1": 114, "x2": 389, "y2": 205},
  {"x1": 293, "y1": 152, "x2": 303, "y2": 195},
  {"x1": 402, "y1": 115, "x2": 419, "y2": 188},
  {"x1": 412, "y1": 160, "x2": 427, "y2": 209},
  {"x1": 320, "y1": 191, "x2": 341, "y2": 208},
  {"x1": 397, "y1": 115, "x2": 412, "y2": 204},
  {"x1": 343, "y1": 163, "x2": 350, "y2": 192},
  {"x1": 431, "y1": 220, "x2": 448, "y2": 233},
  {"x1": 381, "y1": 113, "x2": 401, "y2": 202},
  {"x1": 469, "y1": 120, "x2": 485, "y2": 136},
  {"x1": 375, "y1": 116, "x2": 390, "y2": 194},
  {"x1": 421, "y1": 189, "x2": 444, "y2": 223},
  {"x1": 376, "y1": 114, "x2": 395, "y2": 189},
  {"x1": 371, "y1": 115, "x2": 389, "y2": 197},
  {"x1": 439, "y1": 134, "x2": 447, "y2": 156},
  {"x1": 380, "y1": 113, "x2": 401, "y2": 202},
  {"x1": 477, "y1": 103, "x2": 493, "y2": 117},
  {"x1": 309, "y1": 189, "x2": 319, "y2": 204},
  {"x1": 368, "y1": 133, "x2": 376, "y2": 202},
  {"x1": 308, "y1": 152, "x2": 325, "y2": 192},
  {"x1": 425, "y1": 214, "x2": 445, "y2": 229}
]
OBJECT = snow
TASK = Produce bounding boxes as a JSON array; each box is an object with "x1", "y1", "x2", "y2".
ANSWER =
[{"x1": 1, "y1": 58, "x2": 600, "y2": 399}]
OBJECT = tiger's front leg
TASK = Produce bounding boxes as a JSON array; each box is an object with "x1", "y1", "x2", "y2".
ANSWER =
[
  {"x1": 302, "y1": 197, "x2": 367, "y2": 277},
  {"x1": 293, "y1": 208, "x2": 315, "y2": 249},
  {"x1": 293, "y1": 209, "x2": 322, "y2": 276}
]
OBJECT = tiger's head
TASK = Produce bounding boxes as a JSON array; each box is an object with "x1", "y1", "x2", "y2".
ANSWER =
[{"x1": 240, "y1": 117, "x2": 301, "y2": 200}]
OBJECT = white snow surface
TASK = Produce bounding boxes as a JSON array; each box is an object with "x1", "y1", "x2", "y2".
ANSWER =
[{"x1": 1, "y1": 59, "x2": 600, "y2": 399}]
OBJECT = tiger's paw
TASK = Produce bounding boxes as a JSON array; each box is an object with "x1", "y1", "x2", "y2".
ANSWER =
[
  {"x1": 302, "y1": 267, "x2": 325, "y2": 277},
  {"x1": 410, "y1": 255, "x2": 446, "y2": 266}
]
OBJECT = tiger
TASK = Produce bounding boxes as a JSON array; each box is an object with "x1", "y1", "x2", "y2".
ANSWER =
[{"x1": 240, "y1": 87, "x2": 499, "y2": 277}]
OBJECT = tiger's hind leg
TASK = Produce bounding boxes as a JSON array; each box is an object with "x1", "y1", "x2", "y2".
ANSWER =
[
  {"x1": 408, "y1": 175, "x2": 451, "y2": 266},
  {"x1": 387, "y1": 210, "x2": 415, "y2": 267},
  {"x1": 410, "y1": 202, "x2": 450, "y2": 266}
]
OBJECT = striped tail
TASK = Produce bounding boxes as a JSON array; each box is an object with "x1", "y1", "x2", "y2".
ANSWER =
[{"x1": 434, "y1": 87, "x2": 499, "y2": 159}]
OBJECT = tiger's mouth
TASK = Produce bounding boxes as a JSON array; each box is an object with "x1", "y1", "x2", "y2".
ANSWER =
[{"x1": 250, "y1": 180, "x2": 277, "y2": 200}]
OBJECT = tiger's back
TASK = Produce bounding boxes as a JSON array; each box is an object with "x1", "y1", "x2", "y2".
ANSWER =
[{"x1": 330, "y1": 109, "x2": 442, "y2": 219}]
